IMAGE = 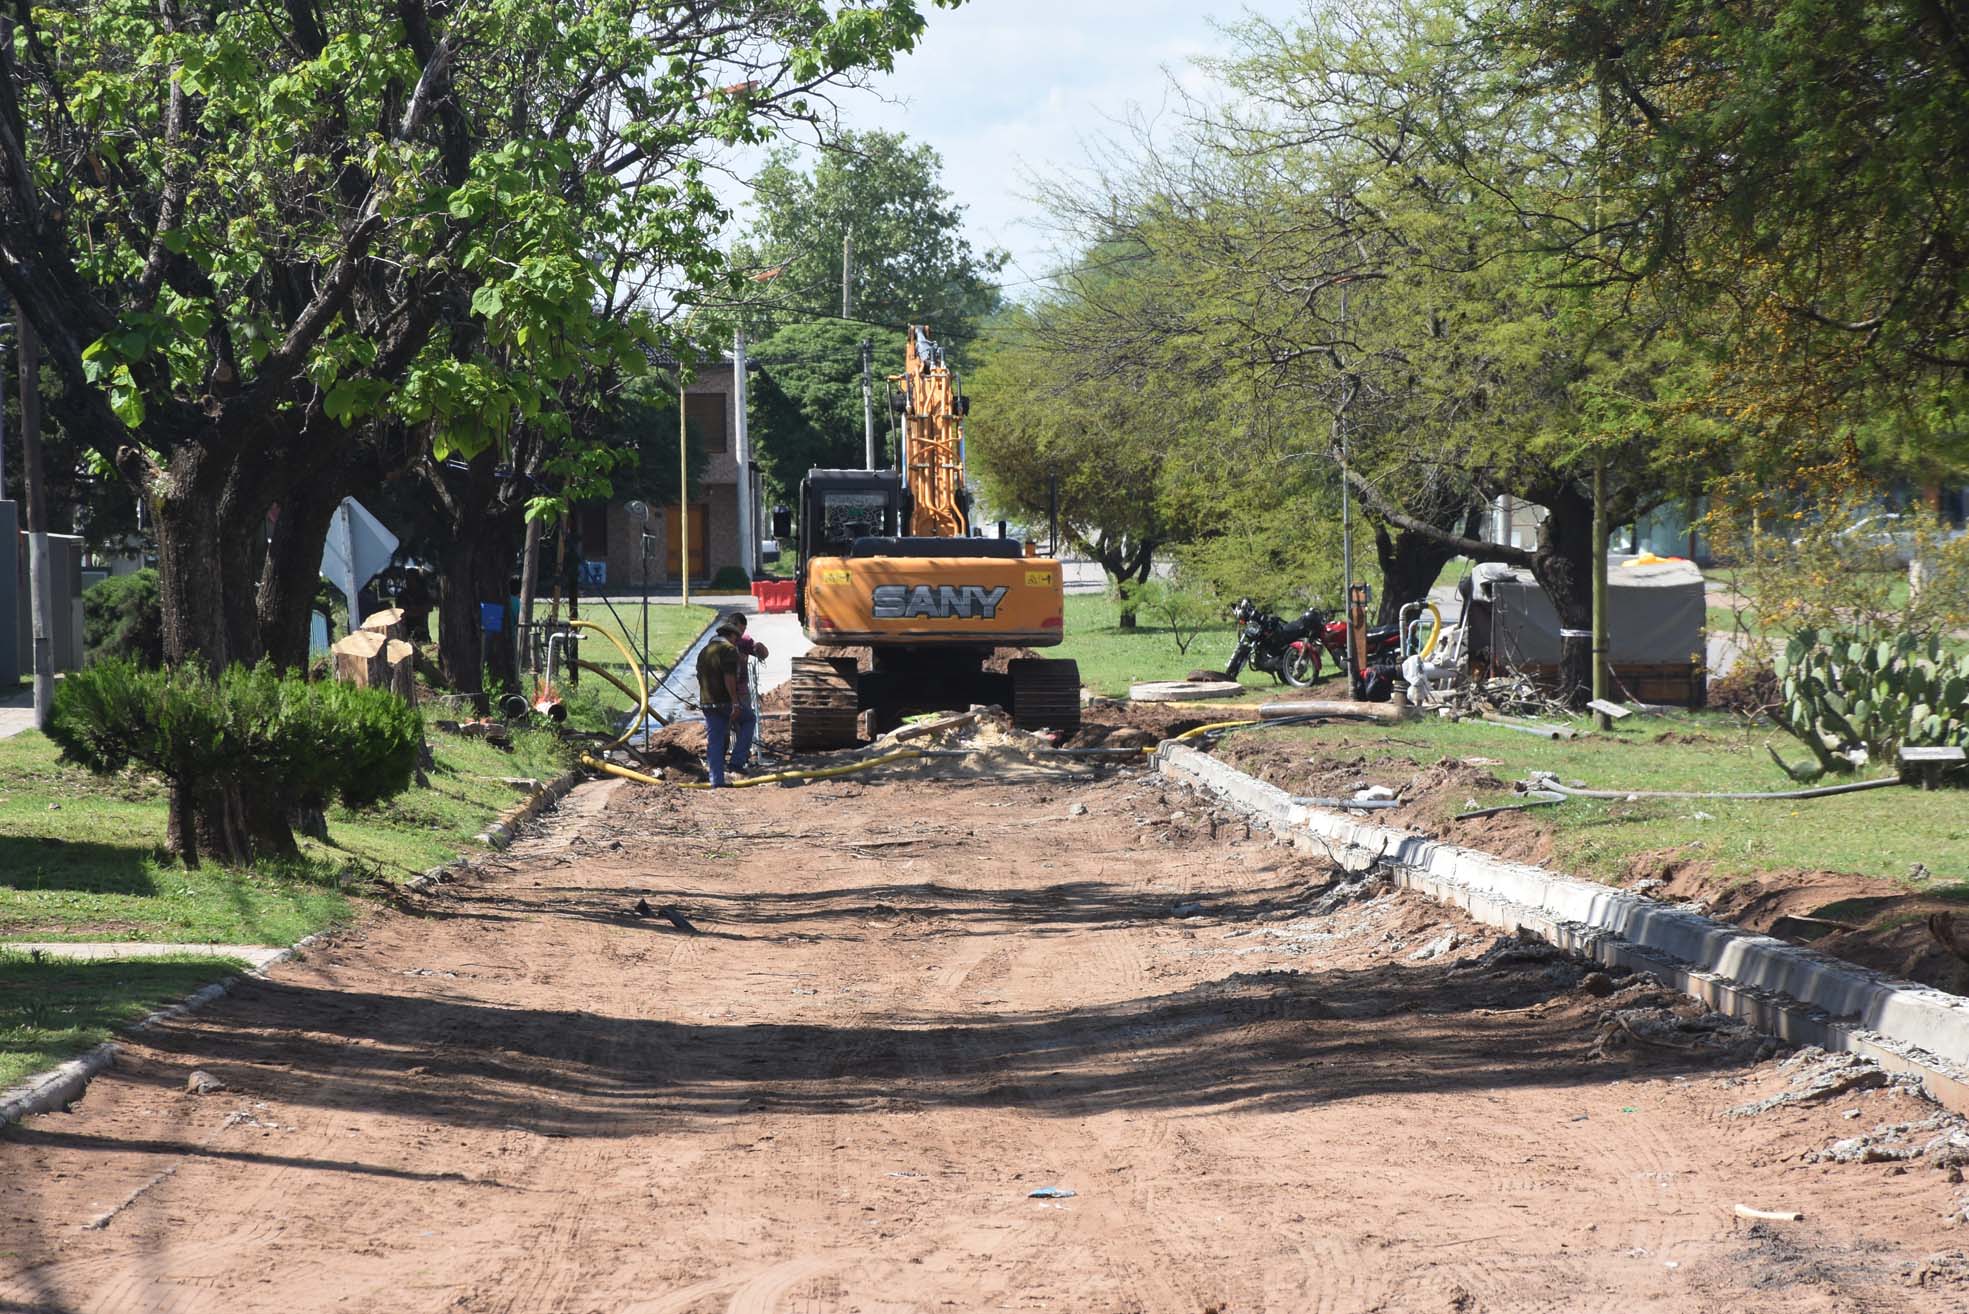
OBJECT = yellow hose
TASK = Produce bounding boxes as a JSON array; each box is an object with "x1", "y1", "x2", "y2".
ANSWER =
[
  {"x1": 565, "y1": 619, "x2": 650, "y2": 750},
  {"x1": 1418, "y1": 601, "x2": 1443, "y2": 662},
  {"x1": 584, "y1": 756, "x2": 665, "y2": 786},
  {"x1": 1171, "y1": 719, "x2": 1260, "y2": 742},
  {"x1": 677, "y1": 747, "x2": 927, "y2": 789},
  {"x1": 573, "y1": 659, "x2": 650, "y2": 717}
]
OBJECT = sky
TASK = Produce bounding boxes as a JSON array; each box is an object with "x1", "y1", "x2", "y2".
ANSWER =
[{"x1": 723, "y1": 0, "x2": 1308, "y2": 295}]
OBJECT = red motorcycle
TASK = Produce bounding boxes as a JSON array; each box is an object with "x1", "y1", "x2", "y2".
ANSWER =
[{"x1": 1283, "y1": 610, "x2": 1405, "y2": 686}]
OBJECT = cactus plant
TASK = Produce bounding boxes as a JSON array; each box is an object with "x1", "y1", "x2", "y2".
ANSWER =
[{"x1": 1767, "y1": 627, "x2": 1969, "y2": 781}]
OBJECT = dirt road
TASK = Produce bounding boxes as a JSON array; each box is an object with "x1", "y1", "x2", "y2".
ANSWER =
[{"x1": 4, "y1": 767, "x2": 1967, "y2": 1313}]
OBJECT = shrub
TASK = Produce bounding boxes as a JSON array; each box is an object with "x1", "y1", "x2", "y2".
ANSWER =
[
  {"x1": 49, "y1": 660, "x2": 422, "y2": 864},
  {"x1": 1121, "y1": 577, "x2": 1221, "y2": 656},
  {"x1": 1767, "y1": 627, "x2": 1969, "y2": 781},
  {"x1": 82, "y1": 569, "x2": 164, "y2": 669},
  {"x1": 710, "y1": 565, "x2": 752, "y2": 590}
]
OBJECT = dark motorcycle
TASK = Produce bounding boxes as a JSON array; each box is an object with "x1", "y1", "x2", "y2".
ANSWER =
[
  {"x1": 1225, "y1": 598, "x2": 1326, "y2": 686},
  {"x1": 1225, "y1": 602, "x2": 1407, "y2": 690}
]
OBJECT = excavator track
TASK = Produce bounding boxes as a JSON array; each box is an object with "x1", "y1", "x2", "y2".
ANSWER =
[
  {"x1": 1009, "y1": 657, "x2": 1081, "y2": 733},
  {"x1": 789, "y1": 654, "x2": 861, "y2": 752}
]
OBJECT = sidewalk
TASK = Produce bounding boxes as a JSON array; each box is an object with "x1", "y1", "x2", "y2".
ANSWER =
[
  {"x1": 636, "y1": 610, "x2": 810, "y2": 732},
  {"x1": 4, "y1": 942, "x2": 286, "y2": 968},
  {"x1": 0, "y1": 686, "x2": 32, "y2": 741}
]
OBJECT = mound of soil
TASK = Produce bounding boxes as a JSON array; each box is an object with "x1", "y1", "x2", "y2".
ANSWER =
[{"x1": 1206, "y1": 729, "x2": 1969, "y2": 996}]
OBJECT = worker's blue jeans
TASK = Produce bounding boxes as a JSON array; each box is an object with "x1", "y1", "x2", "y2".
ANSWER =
[{"x1": 702, "y1": 705, "x2": 756, "y2": 787}]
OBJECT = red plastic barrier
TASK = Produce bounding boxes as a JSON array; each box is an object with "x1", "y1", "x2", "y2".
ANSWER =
[{"x1": 751, "y1": 580, "x2": 796, "y2": 614}]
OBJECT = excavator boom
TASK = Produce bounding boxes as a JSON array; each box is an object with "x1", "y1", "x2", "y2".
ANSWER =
[{"x1": 900, "y1": 326, "x2": 968, "y2": 539}]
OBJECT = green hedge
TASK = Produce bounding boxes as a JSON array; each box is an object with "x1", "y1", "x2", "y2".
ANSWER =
[
  {"x1": 48, "y1": 661, "x2": 422, "y2": 862},
  {"x1": 82, "y1": 569, "x2": 164, "y2": 669}
]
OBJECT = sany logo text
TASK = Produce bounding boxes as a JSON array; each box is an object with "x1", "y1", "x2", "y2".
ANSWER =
[{"x1": 870, "y1": 584, "x2": 1010, "y2": 620}]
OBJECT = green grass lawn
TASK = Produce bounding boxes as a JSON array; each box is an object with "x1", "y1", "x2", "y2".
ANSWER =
[
  {"x1": 0, "y1": 718, "x2": 577, "y2": 1090},
  {"x1": 0, "y1": 724, "x2": 571, "y2": 945},
  {"x1": 1223, "y1": 714, "x2": 1969, "y2": 887},
  {"x1": 1054, "y1": 591, "x2": 1347, "y2": 701},
  {"x1": 553, "y1": 600, "x2": 716, "y2": 678},
  {"x1": 0, "y1": 950, "x2": 250, "y2": 1089}
]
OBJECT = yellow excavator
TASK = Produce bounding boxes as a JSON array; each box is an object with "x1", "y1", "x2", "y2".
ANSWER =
[{"x1": 782, "y1": 325, "x2": 1079, "y2": 749}]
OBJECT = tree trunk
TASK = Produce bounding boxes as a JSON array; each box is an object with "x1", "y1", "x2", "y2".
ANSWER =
[
  {"x1": 1372, "y1": 523, "x2": 1467, "y2": 626},
  {"x1": 1527, "y1": 485, "x2": 1596, "y2": 708},
  {"x1": 151, "y1": 447, "x2": 302, "y2": 865},
  {"x1": 258, "y1": 444, "x2": 356, "y2": 671},
  {"x1": 517, "y1": 514, "x2": 544, "y2": 678},
  {"x1": 436, "y1": 504, "x2": 521, "y2": 705}
]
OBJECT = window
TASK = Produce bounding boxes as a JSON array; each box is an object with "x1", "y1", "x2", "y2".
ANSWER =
[
  {"x1": 685, "y1": 391, "x2": 727, "y2": 453},
  {"x1": 819, "y1": 490, "x2": 893, "y2": 550}
]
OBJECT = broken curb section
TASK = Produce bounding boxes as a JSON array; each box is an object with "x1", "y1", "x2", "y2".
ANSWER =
[
  {"x1": 475, "y1": 765, "x2": 583, "y2": 849},
  {"x1": 1155, "y1": 740, "x2": 1969, "y2": 1116}
]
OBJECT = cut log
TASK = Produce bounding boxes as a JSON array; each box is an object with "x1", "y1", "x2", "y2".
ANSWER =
[
  {"x1": 330, "y1": 630, "x2": 417, "y2": 704},
  {"x1": 330, "y1": 630, "x2": 390, "y2": 688},
  {"x1": 384, "y1": 638, "x2": 417, "y2": 704},
  {"x1": 1258, "y1": 699, "x2": 1413, "y2": 722},
  {"x1": 360, "y1": 607, "x2": 406, "y2": 641}
]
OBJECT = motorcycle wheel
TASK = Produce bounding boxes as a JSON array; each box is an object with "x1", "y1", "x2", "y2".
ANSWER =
[
  {"x1": 1282, "y1": 645, "x2": 1321, "y2": 688},
  {"x1": 1225, "y1": 648, "x2": 1247, "y2": 680}
]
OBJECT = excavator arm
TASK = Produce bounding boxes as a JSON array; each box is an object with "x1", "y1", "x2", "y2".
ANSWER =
[{"x1": 898, "y1": 325, "x2": 969, "y2": 539}]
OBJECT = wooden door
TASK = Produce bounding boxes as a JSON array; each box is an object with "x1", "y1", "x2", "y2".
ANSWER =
[{"x1": 665, "y1": 503, "x2": 709, "y2": 579}]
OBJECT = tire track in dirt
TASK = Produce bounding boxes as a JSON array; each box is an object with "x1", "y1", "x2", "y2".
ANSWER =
[{"x1": 6, "y1": 770, "x2": 1969, "y2": 1312}]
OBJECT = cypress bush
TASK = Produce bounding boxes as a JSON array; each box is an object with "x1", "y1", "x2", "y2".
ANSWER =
[
  {"x1": 48, "y1": 660, "x2": 422, "y2": 865},
  {"x1": 81, "y1": 569, "x2": 165, "y2": 669}
]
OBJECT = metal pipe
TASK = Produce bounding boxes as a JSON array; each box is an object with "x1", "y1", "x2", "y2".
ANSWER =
[{"x1": 1527, "y1": 771, "x2": 1905, "y2": 802}]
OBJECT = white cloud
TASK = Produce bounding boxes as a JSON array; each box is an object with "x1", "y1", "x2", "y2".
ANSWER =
[{"x1": 720, "y1": 1, "x2": 1306, "y2": 293}]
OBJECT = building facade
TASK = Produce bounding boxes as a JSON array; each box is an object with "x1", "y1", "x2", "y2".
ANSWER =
[{"x1": 578, "y1": 361, "x2": 761, "y2": 591}]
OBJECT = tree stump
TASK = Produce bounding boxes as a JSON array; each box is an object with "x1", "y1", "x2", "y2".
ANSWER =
[
  {"x1": 330, "y1": 630, "x2": 390, "y2": 688},
  {"x1": 330, "y1": 630, "x2": 418, "y2": 706},
  {"x1": 384, "y1": 638, "x2": 417, "y2": 705},
  {"x1": 360, "y1": 607, "x2": 406, "y2": 641}
]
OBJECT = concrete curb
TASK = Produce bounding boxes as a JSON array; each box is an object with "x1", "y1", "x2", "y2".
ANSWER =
[
  {"x1": 1155, "y1": 741, "x2": 1969, "y2": 1116},
  {"x1": 474, "y1": 765, "x2": 583, "y2": 849},
  {"x1": 0, "y1": 927, "x2": 330, "y2": 1128}
]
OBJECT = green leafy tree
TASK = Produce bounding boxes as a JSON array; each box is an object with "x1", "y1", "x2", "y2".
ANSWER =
[
  {"x1": 747, "y1": 320, "x2": 905, "y2": 501},
  {"x1": 733, "y1": 129, "x2": 1007, "y2": 338},
  {"x1": 0, "y1": 0, "x2": 957, "y2": 858},
  {"x1": 967, "y1": 292, "x2": 1194, "y2": 628},
  {"x1": 1484, "y1": 0, "x2": 1969, "y2": 404}
]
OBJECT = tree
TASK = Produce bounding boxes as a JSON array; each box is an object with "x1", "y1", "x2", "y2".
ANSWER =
[
  {"x1": 746, "y1": 320, "x2": 904, "y2": 501},
  {"x1": 966, "y1": 296, "x2": 1184, "y2": 627},
  {"x1": 1022, "y1": 0, "x2": 1723, "y2": 700},
  {"x1": 0, "y1": 0, "x2": 957, "y2": 862},
  {"x1": 1485, "y1": 0, "x2": 1969, "y2": 398},
  {"x1": 733, "y1": 129, "x2": 1007, "y2": 339}
]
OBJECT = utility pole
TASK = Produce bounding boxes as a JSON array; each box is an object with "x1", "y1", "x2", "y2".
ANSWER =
[
  {"x1": 1592, "y1": 457, "x2": 1611, "y2": 728},
  {"x1": 1589, "y1": 76, "x2": 1613, "y2": 730},
  {"x1": 732, "y1": 326, "x2": 755, "y2": 577},
  {"x1": 1335, "y1": 282, "x2": 1363, "y2": 701},
  {"x1": 19, "y1": 318, "x2": 53, "y2": 728},
  {"x1": 860, "y1": 338, "x2": 876, "y2": 469},
  {"x1": 842, "y1": 228, "x2": 853, "y2": 319},
  {"x1": 678, "y1": 368, "x2": 690, "y2": 609}
]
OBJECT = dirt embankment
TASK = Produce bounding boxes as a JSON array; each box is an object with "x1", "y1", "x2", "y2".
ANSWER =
[{"x1": 1210, "y1": 729, "x2": 1969, "y2": 995}]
